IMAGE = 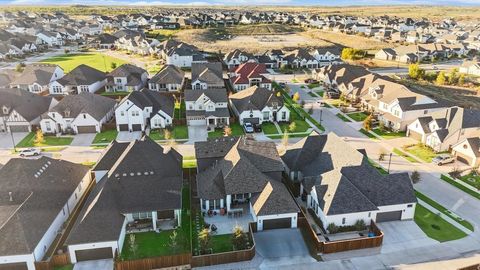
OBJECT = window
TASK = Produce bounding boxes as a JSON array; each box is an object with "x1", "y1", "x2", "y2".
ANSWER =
[
  {"x1": 423, "y1": 110, "x2": 428, "y2": 114},
  {"x1": 116, "y1": 78, "x2": 122, "y2": 84},
  {"x1": 83, "y1": 114, "x2": 86, "y2": 119},
  {"x1": 407, "y1": 204, "x2": 413, "y2": 208},
  {"x1": 46, "y1": 122, "x2": 51, "y2": 131},
  {"x1": 52, "y1": 85, "x2": 62, "y2": 94},
  {"x1": 132, "y1": 212, "x2": 152, "y2": 220},
  {"x1": 79, "y1": 85, "x2": 89, "y2": 92},
  {"x1": 342, "y1": 217, "x2": 346, "y2": 224},
  {"x1": 282, "y1": 111, "x2": 286, "y2": 120},
  {"x1": 368, "y1": 212, "x2": 371, "y2": 218},
  {"x1": 132, "y1": 111, "x2": 139, "y2": 116},
  {"x1": 63, "y1": 208, "x2": 65, "y2": 216},
  {"x1": 263, "y1": 111, "x2": 269, "y2": 120},
  {"x1": 120, "y1": 111, "x2": 125, "y2": 116},
  {"x1": 78, "y1": 184, "x2": 82, "y2": 192}
]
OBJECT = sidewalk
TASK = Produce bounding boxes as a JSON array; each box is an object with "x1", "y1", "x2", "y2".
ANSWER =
[{"x1": 417, "y1": 198, "x2": 473, "y2": 234}]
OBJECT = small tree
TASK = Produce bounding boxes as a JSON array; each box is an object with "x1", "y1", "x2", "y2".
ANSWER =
[
  {"x1": 231, "y1": 225, "x2": 247, "y2": 250},
  {"x1": 448, "y1": 68, "x2": 459, "y2": 85},
  {"x1": 288, "y1": 122, "x2": 296, "y2": 133},
  {"x1": 223, "y1": 126, "x2": 232, "y2": 137},
  {"x1": 15, "y1": 62, "x2": 25, "y2": 72},
  {"x1": 378, "y1": 121, "x2": 386, "y2": 132},
  {"x1": 408, "y1": 63, "x2": 424, "y2": 80},
  {"x1": 327, "y1": 223, "x2": 338, "y2": 234},
  {"x1": 458, "y1": 74, "x2": 465, "y2": 86},
  {"x1": 169, "y1": 230, "x2": 178, "y2": 252},
  {"x1": 276, "y1": 91, "x2": 282, "y2": 97},
  {"x1": 164, "y1": 129, "x2": 172, "y2": 140},
  {"x1": 363, "y1": 114, "x2": 373, "y2": 131},
  {"x1": 300, "y1": 100, "x2": 306, "y2": 108},
  {"x1": 354, "y1": 219, "x2": 366, "y2": 231},
  {"x1": 307, "y1": 107, "x2": 313, "y2": 114},
  {"x1": 34, "y1": 129, "x2": 44, "y2": 146},
  {"x1": 198, "y1": 228, "x2": 211, "y2": 254},
  {"x1": 281, "y1": 131, "x2": 289, "y2": 151},
  {"x1": 379, "y1": 152, "x2": 386, "y2": 161},
  {"x1": 129, "y1": 234, "x2": 138, "y2": 257},
  {"x1": 292, "y1": 92, "x2": 300, "y2": 102},
  {"x1": 110, "y1": 62, "x2": 118, "y2": 70},
  {"x1": 436, "y1": 71, "x2": 447, "y2": 85},
  {"x1": 410, "y1": 170, "x2": 421, "y2": 184}
]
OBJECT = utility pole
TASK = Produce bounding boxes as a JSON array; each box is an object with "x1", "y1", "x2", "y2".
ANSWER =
[
  {"x1": 387, "y1": 153, "x2": 393, "y2": 174},
  {"x1": 10, "y1": 130, "x2": 16, "y2": 153}
]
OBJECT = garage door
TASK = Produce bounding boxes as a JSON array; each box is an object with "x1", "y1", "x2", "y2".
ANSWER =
[
  {"x1": 75, "y1": 247, "x2": 113, "y2": 262},
  {"x1": 263, "y1": 217, "x2": 292, "y2": 230},
  {"x1": 0, "y1": 262, "x2": 28, "y2": 270},
  {"x1": 243, "y1": 118, "x2": 260, "y2": 124},
  {"x1": 118, "y1": 124, "x2": 128, "y2": 131},
  {"x1": 408, "y1": 130, "x2": 423, "y2": 141},
  {"x1": 157, "y1": 210, "x2": 174, "y2": 219},
  {"x1": 77, "y1": 125, "x2": 97, "y2": 133},
  {"x1": 456, "y1": 154, "x2": 472, "y2": 166},
  {"x1": 132, "y1": 124, "x2": 142, "y2": 131},
  {"x1": 376, "y1": 211, "x2": 402, "y2": 222},
  {"x1": 188, "y1": 119, "x2": 206, "y2": 126},
  {"x1": 9, "y1": 125, "x2": 30, "y2": 132}
]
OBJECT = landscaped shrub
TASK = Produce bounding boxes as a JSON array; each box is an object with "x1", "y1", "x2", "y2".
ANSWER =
[
  {"x1": 354, "y1": 219, "x2": 367, "y2": 231},
  {"x1": 327, "y1": 223, "x2": 338, "y2": 234}
]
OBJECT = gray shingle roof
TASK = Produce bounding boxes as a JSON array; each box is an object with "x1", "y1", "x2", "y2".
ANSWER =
[
  {"x1": 0, "y1": 157, "x2": 89, "y2": 256},
  {"x1": 184, "y1": 88, "x2": 228, "y2": 103},
  {"x1": 0, "y1": 87, "x2": 54, "y2": 121},
  {"x1": 47, "y1": 92, "x2": 116, "y2": 121},
  {"x1": 191, "y1": 62, "x2": 223, "y2": 85},
  {"x1": 122, "y1": 89, "x2": 175, "y2": 118},
  {"x1": 106, "y1": 64, "x2": 146, "y2": 87},
  {"x1": 230, "y1": 86, "x2": 282, "y2": 113},
  {"x1": 56, "y1": 64, "x2": 106, "y2": 86},
  {"x1": 150, "y1": 65, "x2": 185, "y2": 85},
  {"x1": 10, "y1": 64, "x2": 60, "y2": 86}
]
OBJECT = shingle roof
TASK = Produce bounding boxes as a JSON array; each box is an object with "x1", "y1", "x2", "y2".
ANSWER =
[
  {"x1": 230, "y1": 86, "x2": 282, "y2": 113},
  {"x1": 56, "y1": 64, "x2": 106, "y2": 86},
  {"x1": 184, "y1": 88, "x2": 228, "y2": 103},
  {"x1": 106, "y1": 64, "x2": 146, "y2": 87},
  {"x1": 230, "y1": 63, "x2": 270, "y2": 85},
  {"x1": 47, "y1": 92, "x2": 116, "y2": 121},
  {"x1": 10, "y1": 64, "x2": 60, "y2": 86},
  {"x1": 191, "y1": 62, "x2": 224, "y2": 86},
  {"x1": 121, "y1": 89, "x2": 175, "y2": 118},
  {"x1": 150, "y1": 65, "x2": 185, "y2": 85},
  {"x1": 0, "y1": 87, "x2": 54, "y2": 121},
  {"x1": 0, "y1": 157, "x2": 89, "y2": 256}
]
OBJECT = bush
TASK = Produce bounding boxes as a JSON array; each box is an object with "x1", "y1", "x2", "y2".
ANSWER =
[
  {"x1": 411, "y1": 170, "x2": 421, "y2": 184},
  {"x1": 327, "y1": 223, "x2": 338, "y2": 234},
  {"x1": 408, "y1": 63, "x2": 425, "y2": 80},
  {"x1": 354, "y1": 219, "x2": 367, "y2": 231}
]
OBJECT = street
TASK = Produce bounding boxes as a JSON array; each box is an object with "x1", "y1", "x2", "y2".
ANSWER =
[{"x1": 370, "y1": 59, "x2": 464, "y2": 75}]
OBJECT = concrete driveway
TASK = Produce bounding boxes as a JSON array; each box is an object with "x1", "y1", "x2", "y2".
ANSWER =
[
  {"x1": 254, "y1": 228, "x2": 312, "y2": 258},
  {"x1": 0, "y1": 132, "x2": 28, "y2": 149},
  {"x1": 116, "y1": 131, "x2": 142, "y2": 142},
  {"x1": 73, "y1": 259, "x2": 113, "y2": 270},
  {"x1": 71, "y1": 134, "x2": 96, "y2": 146},
  {"x1": 187, "y1": 125, "x2": 207, "y2": 143},
  {"x1": 376, "y1": 220, "x2": 437, "y2": 253}
]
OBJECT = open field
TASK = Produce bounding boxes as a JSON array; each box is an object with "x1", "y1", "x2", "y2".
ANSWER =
[{"x1": 40, "y1": 53, "x2": 126, "y2": 73}]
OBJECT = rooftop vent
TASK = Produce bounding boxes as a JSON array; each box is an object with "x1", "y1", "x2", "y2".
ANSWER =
[{"x1": 9, "y1": 192, "x2": 12, "y2": 202}]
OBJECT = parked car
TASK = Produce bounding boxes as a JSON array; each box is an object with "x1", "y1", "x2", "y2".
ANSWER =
[
  {"x1": 326, "y1": 91, "x2": 340, "y2": 99},
  {"x1": 19, "y1": 148, "x2": 41, "y2": 157},
  {"x1": 304, "y1": 78, "x2": 319, "y2": 84},
  {"x1": 243, "y1": 122, "x2": 254, "y2": 133},
  {"x1": 253, "y1": 123, "x2": 262, "y2": 133},
  {"x1": 279, "y1": 82, "x2": 286, "y2": 88},
  {"x1": 432, "y1": 154, "x2": 455, "y2": 166}
]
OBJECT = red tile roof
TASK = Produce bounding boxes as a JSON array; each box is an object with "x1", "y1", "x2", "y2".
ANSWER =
[{"x1": 230, "y1": 62, "x2": 271, "y2": 85}]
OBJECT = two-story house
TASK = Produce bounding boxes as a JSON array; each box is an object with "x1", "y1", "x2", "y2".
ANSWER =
[
  {"x1": 40, "y1": 93, "x2": 116, "y2": 134},
  {"x1": 49, "y1": 65, "x2": 107, "y2": 95},
  {"x1": 229, "y1": 63, "x2": 272, "y2": 91},
  {"x1": 148, "y1": 65, "x2": 185, "y2": 92},
  {"x1": 229, "y1": 86, "x2": 289, "y2": 125},
  {"x1": 115, "y1": 89, "x2": 175, "y2": 132},
  {"x1": 10, "y1": 64, "x2": 64, "y2": 94},
  {"x1": 223, "y1": 49, "x2": 256, "y2": 69},
  {"x1": 311, "y1": 47, "x2": 342, "y2": 67},
  {"x1": 185, "y1": 88, "x2": 230, "y2": 127},
  {"x1": 105, "y1": 64, "x2": 148, "y2": 92},
  {"x1": 191, "y1": 62, "x2": 225, "y2": 90}
]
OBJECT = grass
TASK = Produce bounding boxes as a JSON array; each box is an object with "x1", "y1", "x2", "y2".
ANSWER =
[
  {"x1": 307, "y1": 83, "x2": 320, "y2": 89},
  {"x1": 307, "y1": 92, "x2": 317, "y2": 97},
  {"x1": 371, "y1": 128, "x2": 406, "y2": 139},
  {"x1": 440, "y1": 174, "x2": 480, "y2": 200},
  {"x1": 414, "y1": 204, "x2": 467, "y2": 242},
  {"x1": 458, "y1": 172, "x2": 480, "y2": 190},
  {"x1": 40, "y1": 53, "x2": 126, "y2": 73},
  {"x1": 81, "y1": 161, "x2": 97, "y2": 168},
  {"x1": 393, "y1": 148, "x2": 418, "y2": 163},
  {"x1": 402, "y1": 144, "x2": 437, "y2": 163},
  {"x1": 359, "y1": 128, "x2": 378, "y2": 139},
  {"x1": 336, "y1": 113, "x2": 351, "y2": 122},
  {"x1": 16, "y1": 132, "x2": 73, "y2": 148},
  {"x1": 183, "y1": 156, "x2": 197, "y2": 169},
  {"x1": 278, "y1": 111, "x2": 310, "y2": 133},
  {"x1": 120, "y1": 186, "x2": 191, "y2": 260},
  {"x1": 92, "y1": 129, "x2": 118, "y2": 144},
  {"x1": 208, "y1": 123, "x2": 245, "y2": 138},
  {"x1": 53, "y1": 265, "x2": 73, "y2": 270},
  {"x1": 175, "y1": 101, "x2": 186, "y2": 119},
  {"x1": 368, "y1": 159, "x2": 388, "y2": 175},
  {"x1": 281, "y1": 91, "x2": 324, "y2": 131},
  {"x1": 315, "y1": 90, "x2": 324, "y2": 97},
  {"x1": 261, "y1": 122, "x2": 279, "y2": 135},
  {"x1": 41, "y1": 147, "x2": 66, "y2": 152},
  {"x1": 149, "y1": 126, "x2": 188, "y2": 140},
  {"x1": 146, "y1": 29, "x2": 180, "y2": 40},
  {"x1": 346, "y1": 112, "x2": 369, "y2": 122},
  {"x1": 415, "y1": 190, "x2": 474, "y2": 232},
  {"x1": 267, "y1": 132, "x2": 312, "y2": 139}
]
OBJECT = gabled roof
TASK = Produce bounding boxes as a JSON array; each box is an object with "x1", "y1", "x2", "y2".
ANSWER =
[
  {"x1": 150, "y1": 65, "x2": 185, "y2": 85},
  {"x1": 230, "y1": 86, "x2": 282, "y2": 112},
  {"x1": 0, "y1": 157, "x2": 89, "y2": 256},
  {"x1": 56, "y1": 64, "x2": 105, "y2": 86},
  {"x1": 230, "y1": 62, "x2": 270, "y2": 85},
  {"x1": 106, "y1": 64, "x2": 146, "y2": 86},
  {"x1": 184, "y1": 88, "x2": 228, "y2": 103},
  {"x1": 47, "y1": 92, "x2": 116, "y2": 121},
  {"x1": 0, "y1": 88, "x2": 54, "y2": 121},
  {"x1": 10, "y1": 64, "x2": 60, "y2": 86},
  {"x1": 121, "y1": 89, "x2": 175, "y2": 118},
  {"x1": 191, "y1": 62, "x2": 223, "y2": 85}
]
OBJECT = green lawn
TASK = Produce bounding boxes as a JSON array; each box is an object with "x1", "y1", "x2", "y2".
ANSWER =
[
  {"x1": 307, "y1": 92, "x2": 317, "y2": 98},
  {"x1": 368, "y1": 159, "x2": 388, "y2": 175},
  {"x1": 441, "y1": 175, "x2": 480, "y2": 200},
  {"x1": 414, "y1": 204, "x2": 467, "y2": 242},
  {"x1": 372, "y1": 128, "x2": 406, "y2": 139},
  {"x1": 282, "y1": 93, "x2": 324, "y2": 131},
  {"x1": 175, "y1": 101, "x2": 186, "y2": 119},
  {"x1": 40, "y1": 53, "x2": 126, "y2": 72},
  {"x1": 307, "y1": 83, "x2": 320, "y2": 89},
  {"x1": 261, "y1": 122, "x2": 279, "y2": 135},
  {"x1": 120, "y1": 187, "x2": 191, "y2": 260},
  {"x1": 92, "y1": 130, "x2": 118, "y2": 144},
  {"x1": 359, "y1": 128, "x2": 378, "y2": 139},
  {"x1": 336, "y1": 113, "x2": 351, "y2": 122},
  {"x1": 149, "y1": 126, "x2": 188, "y2": 140},
  {"x1": 208, "y1": 123, "x2": 245, "y2": 138},
  {"x1": 393, "y1": 148, "x2": 418, "y2": 163},
  {"x1": 267, "y1": 132, "x2": 312, "y2": 139},
  {"x1": 16, "y1": 132, "x2": 73, "y2": 148},
  {"x1": 346, "y1": 112, "x2": 369, "y2": 122},
  {"x1": 278, "y1": 113, "x2": 310, "y2": 133},
  {"x1": 415, "y1": 190, "x2": 474, "y2": 231},
  {"x1": 403, "y1": 144, "x2": 437, "y2": 163},
  {"x1": 459, "y1": 173, "x2": 480, "y2": 190},
  {"x1": 315, "y1": 90, "x2": 324, "y2": 97},
  {"x1": 53, "y1": 265, "x2": 73, "y2": 270}
]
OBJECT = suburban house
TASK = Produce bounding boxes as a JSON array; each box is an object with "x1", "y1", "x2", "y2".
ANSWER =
[
  {"x1": 0, "y1": 157, "x2": 91, "y2": 270},
  {"x1": 311, "y1": 47, "x2": 342, "y2": 66},
  {"x1": 39, "y1": 93, "x2": 116, "y2": 134},
  {"x1": 164, "y1": 43, "x2": 204, "y2": 68},
  {"x1": 282, "y1": 133, "x2": 417, "y2": 229},
  {"x1": 49, "y1": 65, "x2": 107, "y2": 95},
  {"x1": 284, "y1": 49, "x2": 319, "y2": 69},
  {"x1": 191, "y1": 62, "x2": 225, "y2": 90},
  {"x1": 229, "y1": 86, "x2": 290, "y2": 125},
  {"x1": 148, "y1": 65, "x2": 185, "y2": 92},
  {"x1": 452, "y1": 137, "x2": 480, "y2": 167},
  {"x1": 195, "y1": 136, "x2": 299, "y2": 231},
  {"x1": 105, "y1": 64, "x2": 148, "y2": 92},
  {"x1": 223, "y1": 49, "x2": 256, "y2": 69},
  {"x1": 407, "y1": 107, "x2": 480, "y2": 152},
  {"x1": 229, "y1": 62, "x2": 272, "y2": 91},
  {"x1": 66, "y1": 137, "x2": 183, "y2": 263},
  {"x1": 185, "y1": 88, "x2": 229, "y2": 127},
  {"x1": 459, "y1": 58, "x2": 480, "y2": 76},
  {"x1": 36, "y1": 31, "x2": 63, "y2": 47},
  {"x1": 93, "y1": 33, "x2": 118, "y2": 49},
  {"x1": 0, "y1": 88, "x2": 57, "y2": 132},
  {"x1": 115, "y1": 89, "x2": 175, "y2": 132},
  {"x1": 9, "y1": 64, "x2": 64, "y2": 94}
]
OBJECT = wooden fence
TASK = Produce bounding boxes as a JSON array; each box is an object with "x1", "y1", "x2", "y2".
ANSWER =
[
  {"x1": 33, "y1": 254, "x2": 70, "y2": 270},
  {"x1": 321, "y1": 220, "x2": 383, "y2": 254},
  {"x1": 115, "y1": 253, "x2": 191, "y2": 270}
]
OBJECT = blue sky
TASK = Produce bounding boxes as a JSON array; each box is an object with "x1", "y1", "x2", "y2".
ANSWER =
[{"x1": 1, "y1": 0, "x2": 479, "y2": 5}]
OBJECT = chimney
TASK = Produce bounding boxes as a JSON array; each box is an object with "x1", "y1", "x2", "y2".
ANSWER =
[{"x1": 9, "y1": 192, "x2": 12, "y2": 202}]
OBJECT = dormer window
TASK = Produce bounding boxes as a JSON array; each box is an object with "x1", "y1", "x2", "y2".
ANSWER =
[{"x1": 2, "y1": 106, "x2": 9, "y2": 115}]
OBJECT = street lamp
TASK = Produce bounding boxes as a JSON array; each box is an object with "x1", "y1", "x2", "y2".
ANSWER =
[{"x1": 387, "y1": 153, "x2": 393, "y2": 174}]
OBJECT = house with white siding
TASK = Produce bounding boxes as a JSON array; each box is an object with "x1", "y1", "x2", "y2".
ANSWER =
[
  {"x1": 185, "y1": 88, "x2": 229, "y2": 127},
  {"x1": 9, "y1": 64, "x2": 64, "y2": 94},
  {"x1": 191, "y1": 62, "x2": 224, "y2": 90},
  {"x1": 148, "y1": 65, "x2": 185, "y2": 92},
  {"x1": 105, "y1": 64, "x2": 148, "y2": 92},
  {"x1": 49, "y1": 65, "x2": 106, "y2": 95}
]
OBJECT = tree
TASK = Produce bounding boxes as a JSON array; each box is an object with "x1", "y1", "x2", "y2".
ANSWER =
[
  {"x1": 327, "y1": 223, "x2": 338, "y2": 234},
  {"x1": 129, "y1": 234, "x2": 138, "y2": 257},
  {"x1": 281, "y1": 131, "x2": 289, "y2": 151},
  {"x1": 292, "y1": 92, "x2": 300, "y2": 102},
  {"x1": 198, "y1": 228, "x2": 211, "y2": 254},
  {"x1": 223, "y1": 126, "x2": 232, "y2": 137},
  {"x1": 410, "y1": 170, "x2": 421, "y2": 184},
  {"x1": 34, "y1": 129, "x2": 44, "y2": 146},
  {"x1": 231, "y1": 225, "x2": 248, "y2": 250},
  {"x1": 164, "y1": 129, "x2": 172, "y2": 140},
  {"x1": 458, "y1": 74, "x2": 465, "y2": 86},
  {"x1": 110, "y1": 62, "x2": 117, "y2": 70},
  {"x1": 363, "y1": 114, "x2": 373, "y2": 131},
  {"x1": 448, "y1": 68, "x2": 459, "y2": 85},
  {"x1": 436, "y1": 71, "x2": 447, "y2": 85},
  {"x1": 288, "y1": 122, "x2": 296, "y2": 132},
  {"x1": 408, "y1": 63, "x2": 424, "y2": 80},
  {"x1": 378, "y1": 121, "x2": 386, "y2": 132},
  {"x1": 276, "y1": 91, "x2": 282, "y2": 97},
  {"x1": 169, "y1": 230, "x2": 178, "y2": 252},
  {"x1": 341, "y1": 48, "x2": 355, "y2": 60},
  {"x1": 15, "y1": 62, "x2": 25, "y2": 72}
]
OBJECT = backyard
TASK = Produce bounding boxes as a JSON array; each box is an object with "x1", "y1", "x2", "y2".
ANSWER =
[
  {"x1": 149, "y1": 126, "x2": 188, "y2": 140},
  {"x1": 414, "y1": 204, "x2": 467, "y2": 242},
  {"x1": 40, "y1": 52, "x2": 126, "y2": 72},
  {"x1": 208, "y1": 123, "x2": 244, "y2": 138},
  {"x1": 402, "y1": 144, "x2": 437, "y2": 163},
  {"x1": 16, "y1": 132, "x2": 73, "y2": 148},
  {"x1": 91, "y1": 129, "x2": 118, "y2": 144},
  {"x1": 182, "y1": 156, "x2": 197, "y2": 169},
  {"x1": 346, "y1": 112, "x2": 369, "y2": 122}
]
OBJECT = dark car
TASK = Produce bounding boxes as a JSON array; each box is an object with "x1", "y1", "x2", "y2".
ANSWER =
[
  {"x1": 279, "y1": 82, "x2": 286, "y2": 88},
  {"x1": 304, "y1": 78, "x2": 318, "y2": 84},
  {"x1": 326, "y1": 91, "x2": 340, "y2": 99},
  {"x1": 253, "y1": 123, "x2": 262, "y2": 132}
]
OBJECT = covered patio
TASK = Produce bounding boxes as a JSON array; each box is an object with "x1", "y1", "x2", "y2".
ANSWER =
[{"x1": 204, "y1": 209, "x2": 254, "y2": 235}]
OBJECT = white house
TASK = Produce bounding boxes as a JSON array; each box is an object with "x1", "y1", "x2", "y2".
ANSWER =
[
  {"x1": 40, "y1": 93, "x2": 116, "y2": 134},
  {"x1": 115, "y1": 89, "x2": 174, "y2": 132},
  {"x1": 223, "y1": 49, "x2": 256, "y2": 69},
  {"x1": 459, "y1": 59, "x2": 480, "y2": 76},
  {"x1": 230, "y1": 86, "x2": 289, "y2": 125},
  {"x1": 36, "y1": 31, "x2": 64, "y2": 46},
  {"x1": 105, "y1": 64, "x2": 148, "y2": 92},
  {"x1": 191, "y1": 62, "x2": 224, "y2": 90},
  {"x1": 148, "y1": 65, "x2": 185, "y2": 92},
  {"x1": 452, "y1": 137, "x2": 480, "y2": 167},
  {"x1": 49, "y1": 65, "x2": 106, "y2": 95},
  {"x1": 185, "y1": 88, "x2": 230, "y2": 127},
  {"x1": 0, "y1": 157, "x2": 91, "y2": 270},
  {"x1": 10, "y1": 64, "x2": 64, "y2": 94}
]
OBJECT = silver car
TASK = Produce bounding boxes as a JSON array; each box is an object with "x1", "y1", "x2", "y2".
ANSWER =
[
  {"x1": 432, "y1": 154, "x2": 455, "y2": 166},
  {"x1": 243, "y1": 123, "x2": 254, "y2": 133},
  {"x1": 19, "y1": 148, "x2": 41, "y2": 157}
]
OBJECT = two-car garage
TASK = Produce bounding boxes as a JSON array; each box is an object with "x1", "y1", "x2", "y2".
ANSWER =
[
  {"x1": 376, "y1": 210, "x2": 403, "y2": 222},
  {"x1": 74, "y1": 247, "x2": 114, "y2": 262}
]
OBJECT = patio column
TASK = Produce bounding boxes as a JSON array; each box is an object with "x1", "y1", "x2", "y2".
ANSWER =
[
  {"x1": 226, "y1": 195, "x2": 231, "y2": 211},
  {"x1": 175, "y1": 209, "x2": 181, "y2": 227},
  {"x1": 205, "y1": 200, "x2": 210, "y2": 211},
  {"x1": 152, "y1": 211, "x2": 157, "y2": 231},
  {"x1": 220, "y1": 199, "x2": 224, "y2": 209}
]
